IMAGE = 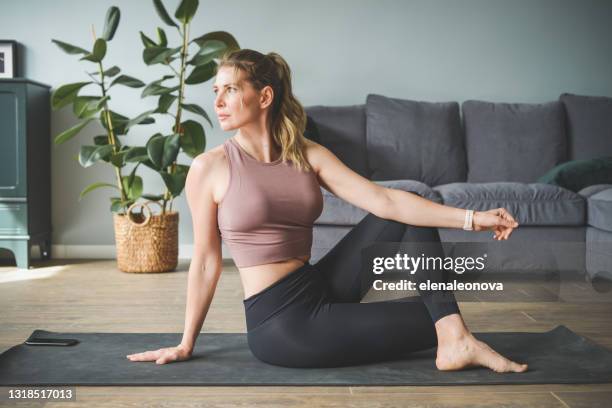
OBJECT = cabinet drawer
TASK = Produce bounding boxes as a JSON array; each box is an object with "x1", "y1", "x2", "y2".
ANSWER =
[{"x1": 0, "y1": 203, "x2": 28, "y2": 235}]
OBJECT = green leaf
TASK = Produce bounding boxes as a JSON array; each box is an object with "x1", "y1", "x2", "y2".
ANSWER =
[
  {"x1": 153, "y1": 0, "x2": 179, "y2": 28},
  {"x1": 156, "y1": 94, "x2": 177, "y2": 113},
  {"x1": 140, "y1": 31, "x2": 157, "y2": 48},
  {"x1": 161, "y1": 133, "x2": 180, "y2": 168},
  {"x1": 146, "y1": 133, "x2": 180, "y2": 169},
  {"x1": 79, "y1": 182, "x2": 120, "y2": 201},
  {"x1": 159, "y1": 168, "x2": 187, "y2": 196},
  {"x1": 141, "y1": 159, "x2": 158, "y2": 171},
  {"x1": 141, "y1": 76, "x2": 178, "y2": 97},
  {"x1": 180, "y1": 103, "x2": 212, "y2": 127},
  {"x1": 51, "y1": 81, "x2": 92, "y2": 110},
  {"x1": 103, "y1": 65, "x2": 121, "y2": 77},
  {"x1": 102, "y1": 6, "x2": 120, "y2": 41},
  {"x1": 179, "y1": 120, "x2": 206, "y2": 158},
  {"x1": 73, "y1": 95, "x2": 104, "y2": 119},
  {"x1": 127, "y1": 164, "x2": 138, "y2": 188},
  {"x1": 73, "y1": 95, "x2": 109, "y2": 119},
  {"x1": 146, "y1": 133, "x2": 165, "y2": 169},
  {"x1": 156, "y1": 27, "x2": 168, "y2": 47},
  {"x1": 125, "y1": 110, "x2": 156, "y2": 131},
  {"x1": 110, "y1": 150, "x2": 129, "y2": 167},
  {"x1": 141, "y1": 194, "x2": 165, "y2": 201},
  {"x1": 175, "y1": 0, "x2": 199, "y2": 24},
  {"x1": 101, "y1": 110, "x2": 130, "y2": 135},
  {"x1": 54, "y1": 119, "x2": 94, "y2": 144},
  {"x1": 187, "y1": 39, "x2": 226, "y2": 66},
  {"x1": 93, "y1": 135, "x2": 110, "y2": 145},
  {"x1": 185, "y1": 60, "x2": 216, "y2": 85},
  {"x1": 110, "y1": 75, "x2": 146, "y2": 88},
  {"x1": 78, "y1": 144, "x2": 114, "y2": 167},
  {"x1": 51, "y1": 39, "x2": 89, "y2": 55},
  {"x1": 93, "y1": 38, "x2": 107, "y2": 60},
  {"x1": 143, "y1": 84, "x2": 179, "y2": 97},
  {"x1": 191, "y1": 31, "x2": 239, "y2": 52},
  {"x1": 80, "y1": 38, "x2": 107, "y2": 63},
  {"x1": 143, "y1": 46, "x2": 181, "y2": 65},
  {"x1": 124, "y1": 146, "x2": 149, "y2": 163},
  {"x1": 110, "y1": 197, "x2": 134, "y2": 213},
  {"x1": 122, "y1": 174, "x2": 143, "y2": 201}
]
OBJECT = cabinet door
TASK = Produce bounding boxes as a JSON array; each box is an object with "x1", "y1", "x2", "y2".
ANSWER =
[
  {"x1": 0, "y1": 83, "x2": 27, "y2": 198},
  {"x1": 0, "y1": 202, "x2": 28, "y2": 235}
]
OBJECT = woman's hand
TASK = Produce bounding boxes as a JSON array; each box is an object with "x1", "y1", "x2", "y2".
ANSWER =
[
  {"x1": 472, "y1": 208, "x2": 519, "y2": 240},
  {"x1": 126, "y1": 343, "x2": 193, "y2": 365}
]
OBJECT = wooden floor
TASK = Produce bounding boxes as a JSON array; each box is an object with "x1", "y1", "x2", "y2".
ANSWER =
[{"x1": 1, "y1": 258, "x2": 612, "y2": 407}]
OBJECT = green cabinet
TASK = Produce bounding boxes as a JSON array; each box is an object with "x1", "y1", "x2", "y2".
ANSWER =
[{"x1": 0, "y1": 79, "x2": 52, "y2": 269}]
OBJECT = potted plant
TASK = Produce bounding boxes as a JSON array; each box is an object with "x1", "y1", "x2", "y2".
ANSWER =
[{"x1": 51, "y1": 1, "x2": 239, "y2": 273}]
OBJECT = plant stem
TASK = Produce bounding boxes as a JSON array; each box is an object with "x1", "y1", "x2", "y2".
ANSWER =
[
  {"x1": 91, "y1": 27, "x2": 128, "y2": 213},
  {"x1": 162, "y1": 21, "x2": 190, "y2": 215}
]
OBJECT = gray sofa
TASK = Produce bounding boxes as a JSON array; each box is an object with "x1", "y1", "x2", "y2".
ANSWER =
[{"x1": 305, "y1": 93, "x2": 612, "y2": 279}]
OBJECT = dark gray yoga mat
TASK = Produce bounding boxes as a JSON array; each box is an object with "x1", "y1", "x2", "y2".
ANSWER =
[{"x1": 1, "y1": 325, "x2": 611, "y2": 386}]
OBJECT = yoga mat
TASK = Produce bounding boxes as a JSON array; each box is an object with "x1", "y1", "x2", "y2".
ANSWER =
[{"x1": 1, "y1": 325, "x2": 611, "y2": 386}]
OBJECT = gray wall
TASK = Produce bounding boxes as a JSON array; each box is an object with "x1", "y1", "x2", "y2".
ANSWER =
[{"x1": 1, "y1": 0, "x2": 612, "y2": 256}]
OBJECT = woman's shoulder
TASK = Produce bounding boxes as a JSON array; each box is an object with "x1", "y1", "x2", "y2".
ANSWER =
[
  {"x1": 193, "y1": 142, "x2": 225, "y2": 166},
  {"x1": 190, "y1": 144, "x2": 229, "y2": 186},
  {"x1": 302, "y1": 139, "x2": 331, "y2": 173}
]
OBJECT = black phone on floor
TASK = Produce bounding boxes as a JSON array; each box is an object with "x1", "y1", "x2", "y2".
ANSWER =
[{"x1": 24, "y1": 337, "x2": 79, "y2": 346}]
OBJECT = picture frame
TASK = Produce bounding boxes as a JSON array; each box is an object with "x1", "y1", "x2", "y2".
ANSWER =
[{"x1": 0, "y1": 40, "x2": 18, "y2": 79}]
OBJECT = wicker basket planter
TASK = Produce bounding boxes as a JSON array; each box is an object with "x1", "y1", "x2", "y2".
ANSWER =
[{"x1": 113, "y1": 200, "x2": 179, "y2": 273}]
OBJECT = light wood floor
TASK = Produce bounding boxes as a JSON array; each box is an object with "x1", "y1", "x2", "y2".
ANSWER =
[{"x1": 1, "y1": 258, "x2": 612, "y2": 407}]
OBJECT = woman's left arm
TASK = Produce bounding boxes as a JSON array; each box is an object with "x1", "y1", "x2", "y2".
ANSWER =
[
  {"x1": 308, "y1": 141, "x2": 519, "y2": 240},
  {"x1": 385, "y1": 189, "x2": 519, "y2": 240}
]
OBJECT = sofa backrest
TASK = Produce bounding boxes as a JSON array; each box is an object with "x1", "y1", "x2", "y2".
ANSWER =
[
  {"x1": 560, "y1": 93, "x2": 612, "y2": 161},
  {"x1": 304, "y1": 105, "x2": 369, "y2": 178},
  {"x1": 462, "y1": 100, "x2": 568, "y2": 183},
  {"x1": 306, "y1": 93, "x2": 610, "y2": 187}
]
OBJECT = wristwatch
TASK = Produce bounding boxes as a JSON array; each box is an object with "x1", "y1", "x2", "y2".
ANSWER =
[{"x1": 462, "y1": 209, "x2": 474, "y2": 231}]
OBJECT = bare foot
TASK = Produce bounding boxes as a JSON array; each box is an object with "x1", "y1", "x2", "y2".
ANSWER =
[
  {"x1": 435, "y1": 332, "x2": 528, "y2": 373},
  {"x1": 434, "y1": 314, "x2": 528, "y2": 373}
]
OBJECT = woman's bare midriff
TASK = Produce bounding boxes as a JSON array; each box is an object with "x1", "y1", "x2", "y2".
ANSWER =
[{"x1": 239, "y1": 255, "x2": 310, "y2": 299}]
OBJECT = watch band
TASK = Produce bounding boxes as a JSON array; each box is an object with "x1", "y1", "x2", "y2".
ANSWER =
[{"x1": 463, "y1": 209, "x2": 474, "y2": 231}]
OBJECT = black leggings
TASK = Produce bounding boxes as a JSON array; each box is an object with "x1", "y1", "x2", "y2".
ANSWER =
[{"x1": 243, "y1": 212, "x2": 461, "y2": 368}]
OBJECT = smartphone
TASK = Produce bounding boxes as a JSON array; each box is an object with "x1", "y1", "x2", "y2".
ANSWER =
[{"x1": 24, "y1": 337, "x2": 79, "y2": 346}]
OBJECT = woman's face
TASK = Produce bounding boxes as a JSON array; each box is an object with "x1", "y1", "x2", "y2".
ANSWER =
[{"x1": 213, "y1": 65, "x2": 271, "y2": 131}]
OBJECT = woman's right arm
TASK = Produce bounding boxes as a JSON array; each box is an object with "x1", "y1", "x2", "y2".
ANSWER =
[
  {"x1": 126, "y1": 152, "x2": 223, "y2": 364},
  {"x1": 179, "y1": 152, "x2": 224, "y2": 353}
]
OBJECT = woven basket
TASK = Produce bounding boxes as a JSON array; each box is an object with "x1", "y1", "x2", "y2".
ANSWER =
[{"x1": 113, "y1": 200, "x2": 179, "y2": 273}]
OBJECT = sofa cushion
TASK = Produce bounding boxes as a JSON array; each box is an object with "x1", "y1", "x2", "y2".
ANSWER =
[
  {"x1": 304, "y1": 115, "x2": 320, "y2": 143},
  {"x1": 365, "y1": 94, "x2": 466, "y2": 185},
  {"x1": 305, "y1": 105, "x2": 369, "y2": 177},
  {"x1": 559, "y1": 93, "x2": 612, "y2": 160},
  {"x1": 315, "y1": 180, "x2": 442, "y2": 226},
  {"x1": 587, "y1": 188, "x2": 612, "y2": 232},
  {"x1": 579, "y1": 184, "x2": 612, "y2": 198},
  {"x1": 537, "y1": 156, "x2": 612, "y2": 193},
  {"x1": 462, "y1": 100, "x2": 567, "y2": 183},
  {"x1": 433, "y1": 182, "x2": 585, "y2": 226}
]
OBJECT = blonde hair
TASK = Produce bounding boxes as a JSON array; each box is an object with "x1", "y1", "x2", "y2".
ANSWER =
[{"x1": 216, "y1": 49, "x2": 313, "y2": 172}]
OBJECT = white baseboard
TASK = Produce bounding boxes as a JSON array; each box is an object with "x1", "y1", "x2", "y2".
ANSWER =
[{"x1": 0, "y1": 244, "x2": 233, "y2": 260}]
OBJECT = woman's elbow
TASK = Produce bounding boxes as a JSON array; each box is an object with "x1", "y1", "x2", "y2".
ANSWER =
[{"x1": 373, "y1": 187, "x2": 393, "y2": 219}]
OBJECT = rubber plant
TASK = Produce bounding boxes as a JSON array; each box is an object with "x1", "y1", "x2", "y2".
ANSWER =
[
  {"x1": 134, "y1": 0, "x2": 240, "y2": 214},
  {"x1": 51, "y1": 6, "x2": 156, "y2": 214}
]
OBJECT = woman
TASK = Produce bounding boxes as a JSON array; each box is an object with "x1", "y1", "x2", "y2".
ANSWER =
[{"x1": 127, "y1": 49, "x2": 528, "y2": 372}]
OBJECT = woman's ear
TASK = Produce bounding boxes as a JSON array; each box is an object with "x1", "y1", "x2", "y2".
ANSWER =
[{"x1": 259, "y1": 85, "x2": 274, "y2": 109}]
